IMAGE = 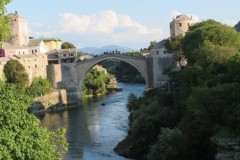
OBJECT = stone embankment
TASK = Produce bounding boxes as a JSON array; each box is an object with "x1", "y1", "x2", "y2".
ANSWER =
[{"x1": 30, "y1": 89, "x2": 78, "y2": 115}]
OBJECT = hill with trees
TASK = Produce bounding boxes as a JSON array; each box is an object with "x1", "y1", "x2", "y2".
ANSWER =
[{"x1": 115, "y1": 19, "x2": 240, "y2": 160}]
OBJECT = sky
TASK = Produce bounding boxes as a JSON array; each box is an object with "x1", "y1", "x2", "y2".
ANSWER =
[{"x1": 6, "y1": 0, "x2": 240, "y2": 50}]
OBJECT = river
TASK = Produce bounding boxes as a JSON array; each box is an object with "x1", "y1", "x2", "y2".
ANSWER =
[{"x1": 39, "y1": 82, "x2": 146, "y2": 160}]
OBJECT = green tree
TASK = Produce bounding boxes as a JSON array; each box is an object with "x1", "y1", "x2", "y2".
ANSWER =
[
  {"x1": 148, "y1": 41, "x2": 158, "y2": 50},
  {"x1": 182, "y1": 19, "x2": 240, "y2": 66},
  {"x1": 148, "y1": 128, "x2": 186, "y2": 160},
  {"x1": 61, "y1": 42, "x2": 76, "y2": 49},
  {"x1": 83, "y1": 68, "x2": 112, "y2": 96},
  {"x1": 0, "y1": 82, "x2": 67, "y2": 159},
  {"x1": 4, "y1": 59, "x2": 29, "y2": 92},
  {"x1": 0, "y1": 0, "x2": 11, "y2": 46},
  {"x1": 127, "y1": 51, "x2": 141, "y2": 56},
  {"x1": 26, "y1": 77, "x2": 52, "y2": 97},
  {"x1": 165, "y1": 34, "x2": 185, "y2": 67}
]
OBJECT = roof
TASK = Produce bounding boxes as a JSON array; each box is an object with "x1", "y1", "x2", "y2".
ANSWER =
[
  {"x1": 32, "y1": 37, "x2": 62, "y2": 42},
  {"x1": 28, "y1": 40, "x2": 42, "y2": 46},
  {"x1": 173, "y1": 14, "x2": 192, "y2": 21},
  {"x1": 0, "y1": 57, "x2": 10, "y2": 63},
  {"x1": 7, "y1": 12, "x2": 25, "y2": 20},
  {"x1": 2, "y1": 43, "x2": 27, "y2": 49},
  {"x1": 152, "y1": 39, "x2": 166, "y2": 50},
  {"x1": 12, "y1": 54, "x2": 38, "y2": 59},
  {"x1": 142, "y1": 50, "x2": 151, "y2": 54},
  {"x1": 58, "y1": 48, "x2": 77, "y2": 54}
]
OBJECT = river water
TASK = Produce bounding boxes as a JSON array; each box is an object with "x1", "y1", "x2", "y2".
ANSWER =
[{"x1": 39, "y1": 82, "x2": 146, "y2": 160}]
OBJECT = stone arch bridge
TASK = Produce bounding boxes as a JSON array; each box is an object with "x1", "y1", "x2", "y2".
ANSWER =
[
  {"x1": 48, "y1": 53, "x2": 175, "y2": 104},
  {"x1": 76, "y1": 53, "x2": 152, "y2": 91}
]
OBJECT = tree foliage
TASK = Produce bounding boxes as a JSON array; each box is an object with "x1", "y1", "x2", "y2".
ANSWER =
[
  {"x1": 4, "y1": 60, "x2": 29, "y2": 92},
  {"x1": 116, "y1": 19, "x2": 240, "y2": 160},
  {"x1": 0, "y1": 82, "x2": 67, "y2": 159},
  {"x1": 148, "y1": 128, "x2": 186, "y2": 160},
  {"x1": 0, "y1": 0, "x2": 11, "y2": 45},
  {"x1": 26, "y1": 77, "x2": 52, "y2": 97},
  {"x1": 182, "y1": 19, "x2": 240, "y2": 66},
  {"x1": 165, "y1": 34, "x2": 185, "y2": 67},
  {"x1": 148, "y1": 41, "x2": 158, "y2": 50},
  {"x1": 61, "y1": 42, "x2": 76, "y2": 49},
  {"x1": 82, "y1": 68, "x2": 113, "y2": 96}
]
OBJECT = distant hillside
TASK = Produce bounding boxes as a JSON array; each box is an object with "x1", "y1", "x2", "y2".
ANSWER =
[{"x1": 79, "y1": 45, "x2": 135, "y2": 55}]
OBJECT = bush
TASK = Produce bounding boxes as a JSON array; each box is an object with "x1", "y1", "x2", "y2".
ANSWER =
[
  {"x1": 26, "y1": 77, "x2": 51, "y2": 97},
  {"x1": 0, "y1": 83, "x2": 67, "y2": 159},
  {"x1": 148, "y1": 128, "x2": 186, "y2": 160},
  {"x1": 3, "y1": 60, "x2": 29, "y2": 92}
]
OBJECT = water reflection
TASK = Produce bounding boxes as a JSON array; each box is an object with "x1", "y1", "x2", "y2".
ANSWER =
[{"x1": 39, "y1": 83, "x2": 146, "y2": 160}]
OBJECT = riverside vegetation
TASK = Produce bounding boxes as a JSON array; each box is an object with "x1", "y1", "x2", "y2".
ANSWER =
[
  {"x1": 82, "y1": 67, "x2": 115, "y2": 96},
  {"x1": 0, "y1": 59, "x2": 68, "y2": 159},
  {"x1": 114, "y1": 20, "x2": 240, "y2": 160},
  {"x1": 0, "y1": 1, "x2": 68, "y2": 158}
]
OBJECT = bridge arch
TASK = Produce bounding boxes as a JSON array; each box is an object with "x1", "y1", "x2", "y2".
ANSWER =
[{"x1": 76, "y1": 54, "x2": 148, "y2": 93}]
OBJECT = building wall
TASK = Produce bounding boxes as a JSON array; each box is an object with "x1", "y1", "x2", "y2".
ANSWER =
[
  {"x1": 8, "y1": 13, "x2": 29, "y2": 46},
  {"x1": 152, "y1": 55, "x2": 176, "y2": 87},
  {"x1": 16, "y1": 54, "x2": 48, "y2": 83},
  {"x1": 47, "y1": 64, "x2": 63, "y2": 88},
  {"x1": 18, "y1": 17, "x2": 29, "y2": 46},
  {"x1": 44, "y1": 41, "x2": 62, "y2": 52},
  {"x1": 15, "y1": 48, "x2": 29, "y2": 55},
  {"x1": 170, "y1": 15, "x2": 193, "y2": 38},
  {"x1": 0, "y1": 49, "x2": 16, "y2": 57},
  {"x1": 0, "y1": 59, "x2": 9, "y2": 80}
]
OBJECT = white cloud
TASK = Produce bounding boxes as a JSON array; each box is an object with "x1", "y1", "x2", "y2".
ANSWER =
[
  {"x1": 31, "y1": 31, "x2": 53, "y2": 38},
  {"x1": 222, "y1": 19, "x2": 238, "y2": 27},
  {"x1": 56, "y1": 10, "x2": 164, "y2": 43}
]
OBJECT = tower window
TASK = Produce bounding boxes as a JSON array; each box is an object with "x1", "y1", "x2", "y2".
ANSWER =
[{"x1": 179, "y1": 23, "x2": 182, "y2": 27}]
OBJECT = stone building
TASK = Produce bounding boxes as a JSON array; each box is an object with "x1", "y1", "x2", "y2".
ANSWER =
[
  {"x1": 47, "y1": 48, "x2": 77, "y2": 64},
  {"x1": 29, "y1": 38, "x2": 62, "y2": 54},
  {"x1": 170, "y1": 14, "x2": 194, "y2": 38},
  {"x1": 0, "y1": 43, "x2": 28, "y2": 57},
  {"x1": 7, "y1": 11, "x2": 29, "y2": 46},
  {"x1": 10, "y1": 54, "x2": 48, "y2": 83}
]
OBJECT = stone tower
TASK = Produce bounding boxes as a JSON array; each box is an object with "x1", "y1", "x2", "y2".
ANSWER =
[
  {"x1": 7, "y1": 11, "x2": 29, "y2": 46},
  {"x1": 170, "y1": 14, "x2": 193, "y2": 38}
]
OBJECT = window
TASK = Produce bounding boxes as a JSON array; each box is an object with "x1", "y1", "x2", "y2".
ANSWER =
[
  {"x1": 35, "y1": 49, "x2": 37, "y2": 53},
  {"x1": 156, "y1": 51, "x2": 159, "y2": 55},
  {"x1": 32, "y1": 50, "x2": 34, "y2": 54},
  {"x1": 179, "y1": 23, "x2": 182, "y2": 27},
  {"x1": 63, "y1": 54, "x2": 66, "y2": 57},
  {"x1": 35, "y1": 64, "x2": 37, "y2": 68}
]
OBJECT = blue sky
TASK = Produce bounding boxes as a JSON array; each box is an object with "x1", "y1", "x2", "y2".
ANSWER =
[{"x1": 6, "y1": 0, "x2": 240, "y2": 50}]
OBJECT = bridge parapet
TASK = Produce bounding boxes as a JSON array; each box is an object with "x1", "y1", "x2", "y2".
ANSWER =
[{"x1": 78, "y1": 53, "x2": 145, "y2": 64}]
